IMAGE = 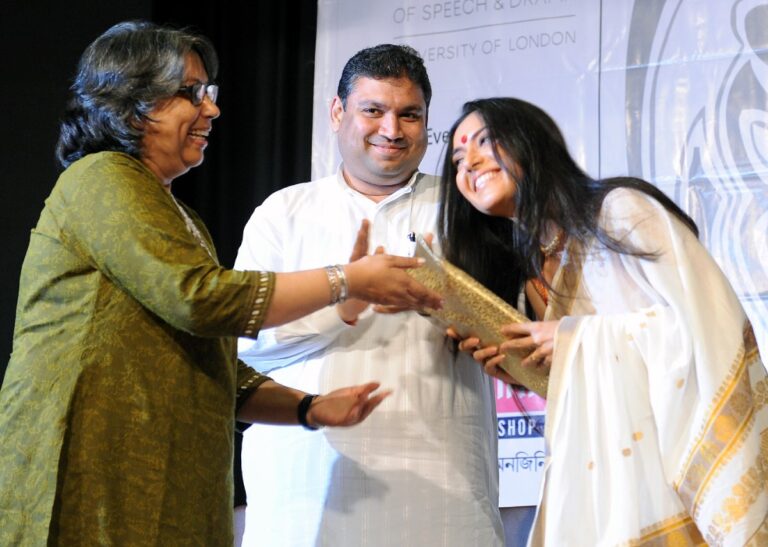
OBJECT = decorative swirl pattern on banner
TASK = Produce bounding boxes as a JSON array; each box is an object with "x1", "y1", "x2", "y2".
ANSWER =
[{"x1": 626, "y1": 0, "x2": 768, "y2": 357}]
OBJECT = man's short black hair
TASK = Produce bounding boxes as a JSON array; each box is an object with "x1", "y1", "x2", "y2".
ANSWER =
[{"x1": 336, "y1": 44, "x2": 431, "y2": 108}]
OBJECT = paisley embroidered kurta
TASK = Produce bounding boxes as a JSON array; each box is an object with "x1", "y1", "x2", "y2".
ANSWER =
[{"x1": 0, "y1": 152, "x2": 274, "y2": 546}]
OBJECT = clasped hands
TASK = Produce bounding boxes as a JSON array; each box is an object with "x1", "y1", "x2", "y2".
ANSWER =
[{"x1": 447, "y1": 320, "x2": 560, "y2": 384}]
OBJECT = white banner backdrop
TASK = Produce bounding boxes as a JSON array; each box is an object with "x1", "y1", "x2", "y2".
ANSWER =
[
  {"x1": 313, "y1": 0, "x2": 602, "y2": 178},
  {"x1": 313, "y1": 0, "x2": 768, "y2": 506}
]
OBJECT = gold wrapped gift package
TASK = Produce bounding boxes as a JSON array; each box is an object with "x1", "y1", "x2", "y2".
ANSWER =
[{"x1": 407, "y1": 236, "x2": 549, "y2": 398}]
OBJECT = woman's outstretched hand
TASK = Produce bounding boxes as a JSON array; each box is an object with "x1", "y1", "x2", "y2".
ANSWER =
[
  {"x1": 307, "y1": 382, "x2": 393, "y2": 427},
  {"x1": 345, "y1": 253, "x2": 442, "y2": 311},
  {"x1": 372, "y1": 233, "x2": 435, "y2": 315},
  {"x1": 339, "y1": 221, "x2": 442, "y2": 321},
  {"x1": 263, "y1": 223, "x2": 441, "y2": 329},
  {"x1": 344, "y1": 237, "x2": 443, "y2": 310}
]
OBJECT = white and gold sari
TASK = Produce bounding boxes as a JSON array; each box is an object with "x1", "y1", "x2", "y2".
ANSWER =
[{"x1": 530, "y1": 188, "x2": 767, "y2": 546}]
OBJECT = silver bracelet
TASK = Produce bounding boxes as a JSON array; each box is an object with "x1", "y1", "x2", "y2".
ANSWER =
[
  {"x1": 334, "y1": 265, "x2": 349, "y2": 303},
  {"x1": 325, "y1": 265, "x2": 341, "y2": 305}
]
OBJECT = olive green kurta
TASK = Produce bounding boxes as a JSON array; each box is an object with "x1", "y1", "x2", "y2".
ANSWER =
[{"x1": 0, "y1": 152, "x2": 274, "y2": 546}]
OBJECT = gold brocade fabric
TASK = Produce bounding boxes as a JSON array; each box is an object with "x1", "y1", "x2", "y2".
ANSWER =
[
  {"x1": 407, "y1": 236, "x2": 548, "y2": 397},
  {"x1": 0, "y1": 152, "x2": 274, "y2": 546},
  {"x1": 622, "y1": 512, "x2": 706, "y2": 546}
]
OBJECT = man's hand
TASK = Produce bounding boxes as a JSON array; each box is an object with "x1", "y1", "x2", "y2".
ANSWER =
[{"x1": 337, "y1": 219, "x2": 375, "y2": 324}]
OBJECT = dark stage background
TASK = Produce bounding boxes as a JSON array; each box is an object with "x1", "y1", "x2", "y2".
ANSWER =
[{"x1": 0, "y1": 1, "x2": 318, "y2": 383}]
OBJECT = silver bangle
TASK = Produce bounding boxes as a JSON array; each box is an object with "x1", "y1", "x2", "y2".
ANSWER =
[
  {"x1": 325, "y1": 265, "x2": 341, "y2": 305},
  {"x1": 334, "y1": 265, "x2": 349, "y2": 303}
]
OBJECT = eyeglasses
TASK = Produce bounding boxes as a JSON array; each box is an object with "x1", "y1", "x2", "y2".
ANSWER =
[{"x1": 176, "y1": 82, "x2": 219, "y2": 106}]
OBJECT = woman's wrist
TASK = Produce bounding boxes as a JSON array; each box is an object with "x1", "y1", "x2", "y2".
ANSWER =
[
  {"x1": 324, "y1": 265, "x2": 349, "y2": 305},
  {"x1": 297, "y1": 393, "x2": 322, "y2": 430}
]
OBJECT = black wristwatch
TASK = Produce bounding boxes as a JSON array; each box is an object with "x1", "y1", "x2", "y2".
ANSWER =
[{"x1": 297, "y1": 393, "x2": 321, "y2": 430}]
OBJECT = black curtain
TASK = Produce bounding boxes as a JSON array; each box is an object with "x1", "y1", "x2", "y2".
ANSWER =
[
  {"x1": 1, "y1": 1, "x2": 317, "y2": 382},
  {"x1": 152, "y1": 1, "x2": 318, "y2": 267}
]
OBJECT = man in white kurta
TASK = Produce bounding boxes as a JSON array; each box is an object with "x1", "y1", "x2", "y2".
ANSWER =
[
  {"x1": 532, "y1": 188, "x2": 767, "y2": 546},
  {"x1": 236, "y1": 170, "x2": 501, "y2": 546},
  {"x1": 235, "y1": 44, "x2": 503, "y2": 547}
]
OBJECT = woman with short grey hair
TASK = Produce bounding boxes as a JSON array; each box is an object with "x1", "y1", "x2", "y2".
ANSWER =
[
  {"x1": 56, "y1": 21, "x2": 220, "y2": 165},
  {"x1": 0, "y1": 21, "x2": 441, "y2": 545}
]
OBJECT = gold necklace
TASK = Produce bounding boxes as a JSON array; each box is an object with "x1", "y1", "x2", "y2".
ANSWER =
[{"x1": 539, "y1": 229, "x2": 563, "y2": 257}]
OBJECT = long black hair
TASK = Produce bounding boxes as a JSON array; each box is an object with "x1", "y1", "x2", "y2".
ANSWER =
[{"x1": 438, "y1": 97, "x2": 698, "y2": 305}]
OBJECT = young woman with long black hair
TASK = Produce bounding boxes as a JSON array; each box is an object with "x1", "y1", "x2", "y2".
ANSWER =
[{"x1": 440, "y1": 97, "x2": 767, "y2": 546}]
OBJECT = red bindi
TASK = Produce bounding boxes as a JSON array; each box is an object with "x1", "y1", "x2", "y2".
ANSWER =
[{"x1": 460, "y1": 134, "x2": 467, "y2": 144}]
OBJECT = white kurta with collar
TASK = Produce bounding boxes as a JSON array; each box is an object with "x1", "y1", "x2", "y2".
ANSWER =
[{"x1": 235, "y1": 170, "x2": 503, "y2": 547}]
